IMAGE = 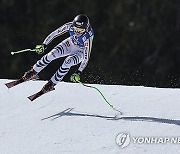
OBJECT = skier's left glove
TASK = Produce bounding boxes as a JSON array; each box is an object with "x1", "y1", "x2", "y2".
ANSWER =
[
  {"x1": 35, "y1": 44, "x2": 46, "y2": 54},
  {"x1": 70, "y1": 71, "x2": 81, "y2": 83}
]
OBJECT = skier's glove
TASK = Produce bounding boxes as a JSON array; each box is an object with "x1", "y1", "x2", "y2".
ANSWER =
[
  {"x1": 70, "y1": 71, "x2": 81, "y2": 83},
  {"x1": 35, "y1": 44, "x2": 46, "y2": 54}
]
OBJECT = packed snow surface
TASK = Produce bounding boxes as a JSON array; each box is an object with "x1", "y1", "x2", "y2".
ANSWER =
[{"x1": 0, "y1": 79, "x2": 180, "y2": 154}]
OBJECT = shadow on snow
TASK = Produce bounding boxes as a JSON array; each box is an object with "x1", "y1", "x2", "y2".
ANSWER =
[{"x1": 41, "y1": 108, "x2": 180, "y2": 126}]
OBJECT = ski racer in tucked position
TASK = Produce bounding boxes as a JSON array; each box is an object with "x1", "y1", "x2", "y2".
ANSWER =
[{"x1": 22, "y1": 14, "x2": 94, "y2": 93}]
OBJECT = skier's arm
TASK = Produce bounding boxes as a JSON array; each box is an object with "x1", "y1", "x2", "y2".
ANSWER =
[
  {"x1": 43, "y1": 22, "x2": 72, "y2": 45},
  {"x1": 78, "y1": 35, "x2": 94, "y2": 72}
]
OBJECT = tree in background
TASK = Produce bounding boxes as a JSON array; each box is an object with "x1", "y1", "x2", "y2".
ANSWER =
[{"x1": 0, "y1": 0, "x2": 180, "y2": 87}]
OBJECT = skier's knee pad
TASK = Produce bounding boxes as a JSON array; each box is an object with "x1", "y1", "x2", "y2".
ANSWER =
[
  {"x1": 64, "y1": 56, "x2": 74, "y2": 67},
  {"x1": 47, "y1": 51, "x2": 57, "y2": 61}
]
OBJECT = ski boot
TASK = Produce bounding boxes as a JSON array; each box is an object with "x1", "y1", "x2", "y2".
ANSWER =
[
  {"x1": 42, "y1": 80, "x2": 56, "y2": 93},
  {"x1": 22, "y1": 68, "x2": 38, "y2": 81}
]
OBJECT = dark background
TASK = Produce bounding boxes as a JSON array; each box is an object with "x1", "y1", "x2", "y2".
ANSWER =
[{"x1": 1, "y1": 0, "x2": 180, "y2": 87}]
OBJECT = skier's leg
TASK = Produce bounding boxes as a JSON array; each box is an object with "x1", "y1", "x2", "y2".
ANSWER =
[
  {"x1": 42, "y1": 53, "x2": 83, "y2": 92},
  {"x1": 49, "y1": 51, "x2": 83, "y2": 85},
  {"x1": 22, "y1": 48, "x2": 64, "y2": 81},
  {"x1": 33, "y1": 43, "x2": 70, "y2": 73},
  {"x1": 23, "y1": 40, "x2": 71, "y2": 81}
]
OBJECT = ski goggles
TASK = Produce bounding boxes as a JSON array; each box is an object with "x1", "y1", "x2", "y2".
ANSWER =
[{"x1": 73, "y1": 26, "x2": 86, "y2": 34}]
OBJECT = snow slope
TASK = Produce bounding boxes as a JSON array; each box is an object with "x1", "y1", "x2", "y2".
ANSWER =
[{"x1": 0, "y1": 79, "x2": 180, "y2": 154}]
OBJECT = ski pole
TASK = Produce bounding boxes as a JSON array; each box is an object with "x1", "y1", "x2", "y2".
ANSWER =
[
  {"x1": 77, "y1": 81, "x2": 122, "y2": 114},
  {"x1": 11, "y1": 49, "x2": 35, "y2": 55}
]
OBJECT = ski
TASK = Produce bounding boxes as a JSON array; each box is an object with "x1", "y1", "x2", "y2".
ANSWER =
[
  {"x1": 28, "y1": 90, "x2": 44, "y2": 101},
  {"x1": 28, "y1": 88, "x2": 55, "y2": 101},
  {"x1": 5, "y1": 75, "x2": 39, "y2": 89},
  {"x1": 5, "y1": 78, "x2": 25, "y2": 88}
]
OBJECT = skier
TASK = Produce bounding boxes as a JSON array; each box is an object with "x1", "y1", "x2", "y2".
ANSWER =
[{"x1": 22, "y1": 14, "x2": 94, "y2": 93}]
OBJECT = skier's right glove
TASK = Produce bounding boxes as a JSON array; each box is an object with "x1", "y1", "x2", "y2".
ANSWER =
[{"x1": 35, "y1": 44, "x2": 46, "y2": 54}]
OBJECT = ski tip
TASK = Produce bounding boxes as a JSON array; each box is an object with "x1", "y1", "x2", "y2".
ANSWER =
[
  {"x1": 5, "y1": 82, "x2": 13, "y2": 88},
  {"x1": 27, "y1": 90, "x2": 44, "y2": 102},
  {"x1": 5, "y1": 83, "x2": 10, "y2": 88},
  {"x1": 5, "y1": 79, "x2": 22, "y2": 88},
  {"x1": 28, "y1": 93, "x2": 38, "y2": 101},
  {"x1": 28, "y1": 88, "x2": 55, "y2": 102},
  {"x1": 28, "y1": 96, "x2": 35, "y2": 101}
]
